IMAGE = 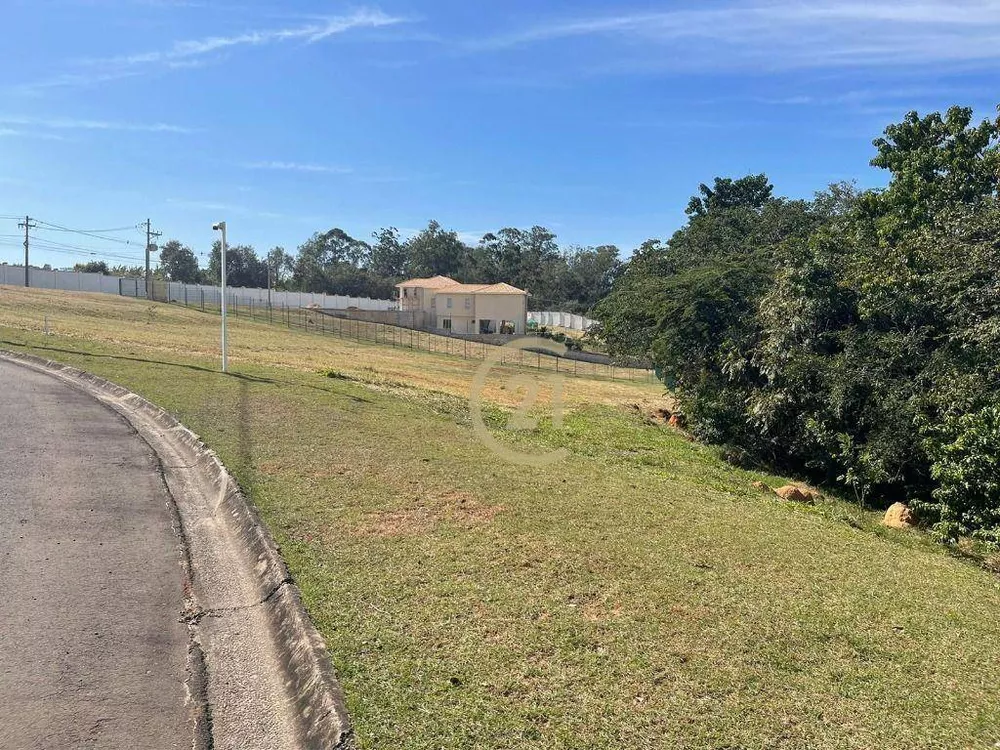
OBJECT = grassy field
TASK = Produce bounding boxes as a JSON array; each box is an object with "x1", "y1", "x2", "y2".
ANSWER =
[{"x1": 2, "y1": 286, "x2": 1000, "y2": 750}]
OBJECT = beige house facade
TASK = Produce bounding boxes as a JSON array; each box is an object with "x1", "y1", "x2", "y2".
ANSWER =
[{"x1": 395, "y1": 275, "x2": 528, "y2": 334}]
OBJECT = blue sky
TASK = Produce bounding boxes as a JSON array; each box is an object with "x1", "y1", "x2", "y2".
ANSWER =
[{"x1": 2, "y1": 0, "x2": 998, "y2": 270}]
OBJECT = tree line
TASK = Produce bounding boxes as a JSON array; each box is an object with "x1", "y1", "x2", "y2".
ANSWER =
[
  {"x1": 74, "y1": 224, "x2": 623, "y2": 313},
  {"x1": 596, "y1": 105, "x2": 1000, "y2": 546}
]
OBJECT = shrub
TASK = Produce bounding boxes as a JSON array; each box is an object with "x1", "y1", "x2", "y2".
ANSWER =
[{"x1": 919, "y1": 404, "x2": 1000, "y2": 546}]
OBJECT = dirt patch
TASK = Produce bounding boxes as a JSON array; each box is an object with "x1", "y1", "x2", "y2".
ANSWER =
[
  {"x1": 581, "y1": 599, "x2": 625, "y2": 623},
  {"x1": 355, "y1": 508, "x2": 437, "y2": 537},
  {"x1": 352, "y1": 489, "x2": 504, "y2": 538},
  {"x1": 628, "y1": 395, "x2": 679, "y2": 426}
]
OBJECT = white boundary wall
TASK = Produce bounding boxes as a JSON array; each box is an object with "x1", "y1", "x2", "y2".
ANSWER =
[
  {"x1": 528, "y1": 311, "x2": 596, "y2": 331},
  {"x1": 0, "y1": 264, "x2": 125, "y2": 294},
  {"x1": 0, "y1": 264, "x2": 394, "y2": 311},
  {"x1": 155, "y1": 281, "x2": 393, "y2": 311}
]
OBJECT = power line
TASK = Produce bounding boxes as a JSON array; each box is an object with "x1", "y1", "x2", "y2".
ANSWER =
[
  {"x1": 33, "y1": 219, "x2": 138, "y2": 246},
  {"x1": 37, "y1": 224, "x2": 139, "y2": 234},
  {"x1": 0, "y1": 242, "x2": 147, "y2": 264},
  {"x1": 24, "y1": 234, "x2": 145, "y2": 258}
]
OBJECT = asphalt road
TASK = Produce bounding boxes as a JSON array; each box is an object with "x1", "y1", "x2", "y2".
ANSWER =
[{"x1": 0, "y1": 359, "x2": 191, "y2": 749}]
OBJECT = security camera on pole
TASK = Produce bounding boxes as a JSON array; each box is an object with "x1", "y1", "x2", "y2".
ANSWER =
[{"x1": 212, "y1": 221, "x2": 228, "y2": 372}]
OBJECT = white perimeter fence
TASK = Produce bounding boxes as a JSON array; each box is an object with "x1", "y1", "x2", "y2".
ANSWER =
[
  {"x1": 150, "y1": 280, "x2": 393, "y2": 311},
  {"x1": 528, "y1": 311, "x2": 596, "y2": 332},
  {"x1": 0, "y1": 264, "x2": 394, "y2": 311},
  {"x1": 1, "y1": 266, "x2": 597, "y2": 325}
]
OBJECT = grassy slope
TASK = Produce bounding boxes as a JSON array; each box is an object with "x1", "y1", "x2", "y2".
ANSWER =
[{"x1": 2, "y1": 286, "x2": 999, "y2": 750}]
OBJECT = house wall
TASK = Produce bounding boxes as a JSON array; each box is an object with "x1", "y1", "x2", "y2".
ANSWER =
[
  {"x1": 473, "y1": 294, "x2": 527, "y2": 334},
  {"x1": 437, "y1": 313, "x2": 476, "y2": 334},
  {"x1": 398, "y1": 285, "x2": 436, "y2": 313}
]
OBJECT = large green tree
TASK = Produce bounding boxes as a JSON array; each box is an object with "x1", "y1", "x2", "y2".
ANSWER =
[
  {"x1": 405, "y1": 221, "x2": 469, "y2": 278},
  {"x1": 158, "y1": 239, "x2": 201, "y2": 283},
  {"x1": 369, "y1": 227, "x2": 408, "y2": 279},
  {"x1": 595, "y1": 107, "x2": 1000, "y2": 544},
  {"x1": 209, "y1": 241, "x2": 268, "y2": 288}
]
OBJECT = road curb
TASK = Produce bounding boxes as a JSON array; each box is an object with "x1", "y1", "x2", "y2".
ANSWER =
[{"x1": 0, "y1": 350, "x2": 354, "y2": 749}]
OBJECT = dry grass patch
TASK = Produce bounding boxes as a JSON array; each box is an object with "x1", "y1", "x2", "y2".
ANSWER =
[
  {"x1": 0, "y1": 286, "x2": 660, "y2": 410},
  {"x1": 353, "y1": 489, "x2": 504, "y2": 538}
]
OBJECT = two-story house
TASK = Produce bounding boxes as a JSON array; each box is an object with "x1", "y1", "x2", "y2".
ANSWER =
[{"x1": 395, "y1": 275, "x2": 528, "y2": 335}]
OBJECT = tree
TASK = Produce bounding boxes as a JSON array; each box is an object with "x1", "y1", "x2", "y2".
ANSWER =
[
  {"x1": 109, "y1": 264, "x2": 144, "y2": 277},
  {"x1": 266, "y1": 246, "x2": 293, "y2": 288},
  {"x1": 368, "y1": 227, "x2": 408, "y2": 279},
  {"x1": 563, "y1": 245, "x2": 622, "y2": 312},
  {"x1": 859, "y1": 106, "x2": 1000, "y2": 237},
  {"x1": 73, "y1": 261, "x2": 109, "y2": 274},
  {"x1": 291, "y1": 228, "x2": 370, "y2": 293},
  {"x1": 685, "y1": 174, "x2": 774, "y2": 217},
  {"x1": 208, "y1": 241, "x2": 268, "y2": 288},
  {"x1": 158, "y1": 240, "x2": 201, "y2": 283},
  {"x1": 405, "y1": 221, "x2": 469, "y2": 278},
  {"x1": 592, "y1": 107, "x2": 1000, "y2": 544}
]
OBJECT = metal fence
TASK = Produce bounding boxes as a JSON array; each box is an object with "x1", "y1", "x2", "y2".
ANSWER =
[
  {"x1": 528, "y1": 311, "x2": 596, "y2": 331},
  {"x1": 171, "y1": 295, "x2": 654, "y2": 383}
]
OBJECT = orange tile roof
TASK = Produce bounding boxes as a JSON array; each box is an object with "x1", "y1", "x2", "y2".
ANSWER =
[
  {"x1": 476, "y1": 282, "x2": 528, "y2": 295},
  {"x1": 394, "y1": 275, "x2": 458, "y2": 289},
  {"x1": 436, "y1": 282, "x2": 527, "y2": 295},
  {"x1": 395, "y1": 276, "x2": 528, "y2": 295},
  {"x1": 434, "y1": 283, "x2": 488, "y2": 293}
]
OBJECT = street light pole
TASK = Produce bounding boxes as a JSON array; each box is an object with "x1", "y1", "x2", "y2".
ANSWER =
[{"x1": 213, "y1": 221, "x2": 228, "y2": 372}]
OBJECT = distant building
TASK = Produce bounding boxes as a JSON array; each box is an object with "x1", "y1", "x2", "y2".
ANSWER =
[{"x1": 395, "y1": 275, "x2": 528, "y2": 335}]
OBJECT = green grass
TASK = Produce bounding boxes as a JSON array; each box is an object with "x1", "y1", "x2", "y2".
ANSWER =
[{"x1": 2, "y1": 290, "x2": 1000, "y2": 749}]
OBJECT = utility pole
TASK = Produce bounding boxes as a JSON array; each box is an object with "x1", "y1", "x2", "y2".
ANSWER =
[
  {"x1": 213, "y1": 221, "x2": 228, "y2": 372},
  {"x1": 145, "y1": 218, "x2": 162, "y2": 299},
  {"x1": 267, "y1": 259, "x2": 273, "y2": 309},
  {"x1": 18, "y1": 216, "x2": 36, "y2": 287}
]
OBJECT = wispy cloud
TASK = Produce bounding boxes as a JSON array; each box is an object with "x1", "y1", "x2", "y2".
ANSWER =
[
  {"x1": 166, "y1": 198, "x2": 319, "y2": 223},
  {"x1": 471, "y1": 1, "x2": 1000, "y2": 70},
  {"x1": 85, "y1": 9, "x2": 404, "y2": 70},
  {"x1": 242, "y1": 160, "x2": 353, "y2": 174},
  {"x1": 0, "y1": 116, "x2": 194, "y2": 133},
  {"x1": 0, "y1": 127, "x2": 68, "y2": 141},
  {"x1": 14, "y1": 9, "x2": 405, "y2": 93},
  {"x1": 11, "y1": 69, "x2": 144, "y2": 96}
]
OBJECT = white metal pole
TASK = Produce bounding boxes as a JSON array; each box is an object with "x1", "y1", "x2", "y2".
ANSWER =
[{"x1": 219, "y1": 221, "x2": 228, "y2": 373}]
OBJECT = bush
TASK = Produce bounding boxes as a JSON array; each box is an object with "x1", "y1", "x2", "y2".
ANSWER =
[
  {"x1": 919, "y1": 404, "x2": 1000, "y2": 546},
  {"x1": 592, "y1": 107, "x2": 1000, "y2": 540}
]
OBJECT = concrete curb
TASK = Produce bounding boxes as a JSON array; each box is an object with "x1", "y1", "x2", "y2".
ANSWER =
[{"x1": 0, "y1": 350, "x2": 353, "y2": 749}]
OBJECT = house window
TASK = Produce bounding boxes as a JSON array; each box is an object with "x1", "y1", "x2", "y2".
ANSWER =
[
  {"x1": 403, "y1": 288, "x2": 408, "y2": 298},
  {"x1": 442, "y1": 318, "x2": 452, "y2": 331},
  {"x1": 446, "y1": 297, "x2": 453, "y2": 309},
  {"x1": 464, "y1": 297, "x2": 471, "y2": 310}
]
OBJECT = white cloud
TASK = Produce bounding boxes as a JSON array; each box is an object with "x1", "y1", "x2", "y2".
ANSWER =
[
  {"x1": 472, "y1": 1, "x2": 1000, "y2": 70},
  {"x1": 0, "y1": 127, "x2": 68, "y2": 140},
  {"x1": 165, "y1": 198, "x2": 321, "y2": 223},
  {"x1": 11, "y1": 69, "x2": 144, "y2": 96},
  {"x1": 12, "y1": 9, "x2": 406, "y2": 93},
  {"x1": 167, "y1": 198, "x2": 242, "y2": 213},
  {"x1": 87, "y1": 9, "x2": 405, "y2": 70},
  {"x1": 242, "y1": 161, "x2": 353, "y2": 174},
  {"x1": 0, "y1": 116, "x2": 193, "y2": 133}
]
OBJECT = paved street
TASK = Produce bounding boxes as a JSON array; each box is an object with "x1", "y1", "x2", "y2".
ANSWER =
[{"x1": 0, "y1": 359, "x2": 191, "y2": 749}]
